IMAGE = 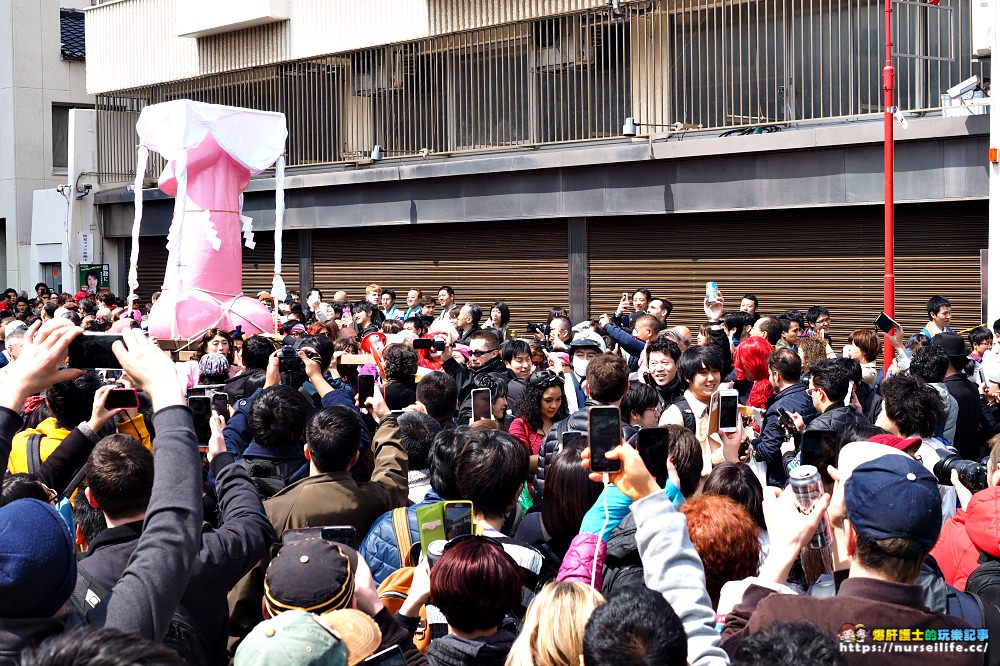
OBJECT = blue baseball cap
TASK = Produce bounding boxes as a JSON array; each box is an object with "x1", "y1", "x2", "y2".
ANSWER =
[{"x1": 844, "y1": 454, "x2": 942, "y2": 550}]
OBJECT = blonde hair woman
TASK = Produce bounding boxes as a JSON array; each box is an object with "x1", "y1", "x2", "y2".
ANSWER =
[{"x1": 505, "y1": 582, "x2": 605, "y2": 666}]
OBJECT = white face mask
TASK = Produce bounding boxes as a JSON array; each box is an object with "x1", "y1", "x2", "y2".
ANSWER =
[{"x1": 572, "y1": 358, "x2": 590, "y2": 378}]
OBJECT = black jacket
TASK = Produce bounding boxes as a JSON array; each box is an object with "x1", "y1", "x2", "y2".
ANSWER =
[
  {"x1": 384, "y1": 379, "x2": 417, "y2": 411},
  {"x1": 944, "y1": 374, "x2": 985, "y2": 459},
  {"x1": 0, "y1": 406, "x2": 203, "y2": 658},
  {"x1": 425, "y1": 629, "x2": 516, "y2": 666},
  {"x1": 806, "y1": 402, "x2": 869, "y2": 434},
  {"x1": 78, "y1": 452, "x2": 274, "y2": 664},
  {"x1": 752, "y1": 383, "x2": 819, "y2": 487}
]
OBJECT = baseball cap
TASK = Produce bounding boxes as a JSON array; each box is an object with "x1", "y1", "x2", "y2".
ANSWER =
[
  {"x1": 0, "y1": 499, "x2": 77, "y2": 619},
  {"x1": 264, "y1": 538, "x2": 358, "y2": 617},
  {"x1": 845, "y1": 454, "x2": 942, "y2": 550},
  {"x1": 867, "y1": 434, "x2": 922, "y2": 453},
  {"x1": 320, "y1": 609, "x2": 383, "y2": 665},
  {"x1": 235, "y1": 610, "x2": 347, "y2": 666},
  {"x1": 569, "y1": 331, "x2": 606, "y2": 353}
]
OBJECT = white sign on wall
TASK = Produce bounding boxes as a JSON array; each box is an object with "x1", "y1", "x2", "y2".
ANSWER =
[{"x1": 78, "y1": 232, "x2": 93, "y2": 264}]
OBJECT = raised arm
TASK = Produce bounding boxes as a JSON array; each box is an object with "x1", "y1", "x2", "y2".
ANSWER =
[{"x1": 100, "y1": 329, "x2": 203, "y2": 641}]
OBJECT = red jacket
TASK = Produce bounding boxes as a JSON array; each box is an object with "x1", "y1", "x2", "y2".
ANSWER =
[{"x1": 930, "y1": 486, "x2": 1000, "y2": 590}]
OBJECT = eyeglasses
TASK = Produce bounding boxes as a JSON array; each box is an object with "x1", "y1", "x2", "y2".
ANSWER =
[
  {"x1": 529, "y1": 369, "x2": 564, "y2": 388},
  {"x1": 806, "y1": 387, "x2": 823, "y2": 394},
  {"x1": 469, "y1": 348, "x2": 498, "y2": 358}
]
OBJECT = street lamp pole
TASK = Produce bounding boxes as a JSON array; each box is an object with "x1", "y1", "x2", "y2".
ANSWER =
[{"x1": 883, "y1": 0, "x2": 896, "y2": 356}]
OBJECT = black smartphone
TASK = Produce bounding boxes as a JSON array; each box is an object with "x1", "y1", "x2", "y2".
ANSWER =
[
  {"x1": 188, "y1": 396, "x2": 212, "y2": 444},
  {"x1": 873, "y1": 311, "x2": 901, "y2": 334},
  {"x1": 561, "y1": 430, "x2": 588, "y2": 451},
  {"x1": 211, "y1": 392, "x2": 229, "y2": 421},
  {"x1": 776, "y1": 407, "x2": 795, "y2": 433},
  {"x1": 433, "y1": 340, "x2": 446, "y2": 351},
  {"x1": 412, "y1": 338, "x2": 433, "y2": 350},
  {"x1": 635, "y1": 427, "x2": 670, "y2": 487},
  {"x1": 282, "y1": 525, "x2": 358, "y2": 548},
  {"x1": 105, "y1": 387, "x2": 139, "y2": 410},
  {"x1": 443, "y1": 500, "x2": 474, "y2": 540},
  {"x1": 358, "y1": 374, "x2": 375, "y2": 404},
  {"x1": 363, "y1": 645, "x2": 406, "y2": 666},
  {"x1": 68, "y1": 334, "x2": 123, "y2": 369},
  {"x1": 471, "y1": 388, "x2": 492, "y2": 422},
  {"x1": 588, "y1": 405, "x2": 622, "y2": 473},
  {"x1": 800, "y1": 429, "x2": 839, "y2": 480}
]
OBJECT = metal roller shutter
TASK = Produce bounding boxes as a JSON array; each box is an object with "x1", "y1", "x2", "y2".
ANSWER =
[
  {"x1": 311, "y1": 220, "x2": 569, "y2": 332},
  {"x1": 241, "y1": 232, "x2": 301, "y2": 297},
  {"x1": 127, "y1": 231, "x2": 299, "y2": 303},
  {"x1": 589, "y1": 202, "x2": 986, "y2": 344}
]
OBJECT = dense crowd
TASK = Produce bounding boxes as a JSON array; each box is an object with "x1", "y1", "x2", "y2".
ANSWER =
[{"x1": 0, "y1": 281, "x2": 999, "y2": 665}]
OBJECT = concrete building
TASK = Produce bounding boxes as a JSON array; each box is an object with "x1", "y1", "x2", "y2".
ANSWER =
[
  {"x1": 1, "y1": 0, "x2": 94, "y2": 293},
  {"x1": 85, "y1": 0, "x2": 993, "y2": 335}
]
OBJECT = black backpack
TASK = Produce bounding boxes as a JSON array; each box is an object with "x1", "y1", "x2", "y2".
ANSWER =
[
  {"x1": 962, "y1": 553, "x2": 1000, "y2": 665},
  {"x1": 670, "y1": 396, "x2": 697, "y2": 434},
  {"x1": 70, "y1": 565, "x2": 211, "y2": 665},
  {"x1": 239, "y1": 456, "x2": 303, "y2": 498}
]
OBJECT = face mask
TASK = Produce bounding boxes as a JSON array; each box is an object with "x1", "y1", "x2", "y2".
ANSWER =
[{"x1": 572, "y1": 358, "x2": 590, "y2": 378}]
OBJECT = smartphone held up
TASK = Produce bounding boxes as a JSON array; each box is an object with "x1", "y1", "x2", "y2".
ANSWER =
[{"x1": 588, "y1": 405, "x2": 622, "y2": 474}]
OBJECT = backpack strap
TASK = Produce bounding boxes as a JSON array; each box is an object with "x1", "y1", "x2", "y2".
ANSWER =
[
  {"x1": 25, "y1": 433, "x2": 44, "y2": 475},
  {"x1": 70, "y1": 564, "x2": 112, "y2": 617},
  {"x1": 393, "y1": 507, "x2": 414, "y2": 568},
  {"x1": 57, "y1": 464, "x2": 88, "y2": 503}
]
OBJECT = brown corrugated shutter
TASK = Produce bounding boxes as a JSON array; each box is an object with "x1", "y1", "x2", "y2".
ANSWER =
[
  {"x1": 589, "y1": 201, "x2": 986, "y2": 342},
  {"x1": 128, "y1": 231, "x2": 299, "y2": 304},
  {"x1": 311, "y1": 220, "x2": 568, "y2": 331},
  {"x1": 241, "y1": 231, "x2": 300, "y2": 297}
]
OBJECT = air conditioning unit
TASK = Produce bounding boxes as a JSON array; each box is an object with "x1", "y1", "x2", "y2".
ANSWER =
[
  {"x1": 972, "y1": 0, "x2": 992, "y2": 57},
  {"x1": 352, "y1": 47, "x2": 411, "y2": 95},
  {"x1": 534, "y1": 22, "x2": 596, "y2": 69}
]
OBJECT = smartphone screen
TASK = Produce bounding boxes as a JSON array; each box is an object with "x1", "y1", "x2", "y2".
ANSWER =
[
  {"x1": 588, "y1": 405, "x2": 622, "y2": 473},
  {"x1": 561, "y1": 430, "x2": 588, "y2": 452},
  {"x1": 412, "y1": 338, "x2": 432, "y2": 350},
  {"x1": 800, "y1": 429, "x2": 839, "y2": 480},
  {"x1": 211, "y1": 392, "x2": 229, "y2": 422},
  {"x1": 873, "y1": 311, "x2": 900, "y2": 334},
  {"x1": 358, "y1": 374, "x2": 375, "y2": 404},
  {"x1": 363, "y1": 645, "x2": 406, "y2": 666},
  {"x1": 719, "y1": 390, "x2": 739, "y2": 432},
  {"x1": 471, "y1": 388, "x2": 492, "y2": 422},
  {"x1": 776, "y1": 407, "x2": 795, "y2": 432},
  {"x1": 416, "y1": 503, "x2": 446, "y2": 559},
  {"x1": 188, "y1": 396, "x2": 212, "y2": 444},
  {"x1": 68, "y1": 334, "x2": 124, "y2": 369},
  {"x1": 105, "y1": 388, "x2": 139, "y2": 410},
  {"x1": 635, "y1": 427, "x2": 670, "y2": 487},
  {"x1": 443, "y1": 501, "x2": 474, "y2": 540},
  {"x1": 320, "y1": 526, "x2": 357, "y2": 549}
]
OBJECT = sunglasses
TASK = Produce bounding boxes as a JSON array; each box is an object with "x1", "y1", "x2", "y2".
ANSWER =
[
  {"x1": 529, "y1": 369, "x2": 564, "y2": 388},
  {"x1": 469, "y1": 348, "x2": 499, "y2": 358}
]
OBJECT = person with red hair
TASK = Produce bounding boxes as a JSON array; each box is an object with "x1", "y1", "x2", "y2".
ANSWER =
[
  {"x1": 732, "y1": 336, "x2": 774, "y2": 409},
  {"x1": 398, "y1": 536, "x2": 522, "y2": 665},
  {"x1": 681, "y1": 494, "x2": 760, "y2": 609}
]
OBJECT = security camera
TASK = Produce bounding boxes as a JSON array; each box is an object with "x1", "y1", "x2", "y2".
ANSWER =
[{"x1": 947, "y1": 75, "x2": 980, "y2": 100}]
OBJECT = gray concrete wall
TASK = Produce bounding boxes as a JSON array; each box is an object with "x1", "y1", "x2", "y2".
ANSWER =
[{"x1": 99, "y1": 113, "x2": 989, "y2": 238}]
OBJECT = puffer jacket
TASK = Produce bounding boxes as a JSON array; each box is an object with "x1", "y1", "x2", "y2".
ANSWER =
[
  {"x1": 805, "y1": 402, "x2": 869, "y2": 434},
  {"x1": 931, "y1": 486, "x2": 1000, "y2": 590},
  {"x1": 359, "y1": 490, "x2": 446, "y2": 585},
  {"x1": 534, "y1": 399, "x2": 625, "y2": 500},
  {"x1": 752, "y1": 383, "x2": 818, "y2": 487}
]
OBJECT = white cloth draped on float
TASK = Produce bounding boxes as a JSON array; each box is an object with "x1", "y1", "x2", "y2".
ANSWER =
[{"x1": 128, "y1": 99, "x2": 288, "y2": 339}]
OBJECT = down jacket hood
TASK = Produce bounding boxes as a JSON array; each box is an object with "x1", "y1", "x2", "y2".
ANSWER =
[{"x1": 965, "y1": 486, "x2": 1000, "y2": 558}]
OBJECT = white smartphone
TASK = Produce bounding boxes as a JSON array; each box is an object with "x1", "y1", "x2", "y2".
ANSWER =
[{"x1": 718, "y1": 388, "x2": 739, "y2": 433}]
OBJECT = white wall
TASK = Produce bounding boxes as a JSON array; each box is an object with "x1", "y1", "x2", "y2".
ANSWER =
[{"x1": 0, "y1": 0, "x2": 93, "y2": 291}]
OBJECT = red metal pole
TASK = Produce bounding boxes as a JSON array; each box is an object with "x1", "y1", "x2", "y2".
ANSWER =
[{"x1": 883, "y1": 0, "x2": 896, "y2": 359}]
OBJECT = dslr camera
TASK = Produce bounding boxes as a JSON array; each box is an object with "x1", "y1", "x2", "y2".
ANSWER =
[
  {"x1": 277, "y1": 345, "x2": 304, "y2": 374},
  {"x1": 934, "y1": 453, "x2": 988, "y2": 494},
  {"x1": 526, "y1": 322, "x2": 549, "y2": 335}
]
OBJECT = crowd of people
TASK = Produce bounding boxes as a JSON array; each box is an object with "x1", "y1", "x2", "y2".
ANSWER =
[{"x1": 0, "y1": 280, "x2": 1000, "y2": 665}]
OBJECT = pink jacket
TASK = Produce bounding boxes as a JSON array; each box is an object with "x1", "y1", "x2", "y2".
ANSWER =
[{"x1": 508, "y1": 417, "x2": 544, "y2": 455}]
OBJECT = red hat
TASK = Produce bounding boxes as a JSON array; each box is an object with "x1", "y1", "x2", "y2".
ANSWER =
[
  {"x1": 72, "y1": 291, "x2": 88, "y2": 302},
  {"x1": 868, "y1": 434, "x2": 922, "y2": 452}
]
